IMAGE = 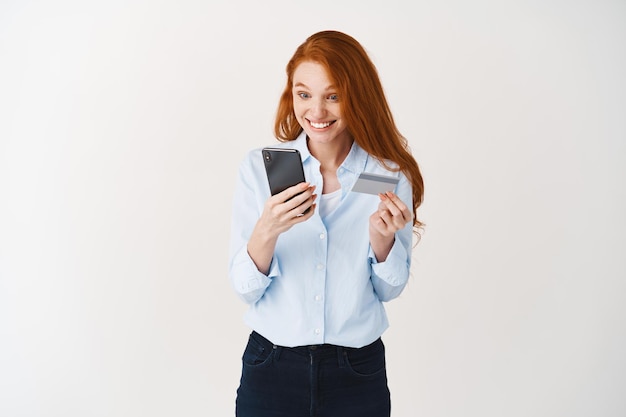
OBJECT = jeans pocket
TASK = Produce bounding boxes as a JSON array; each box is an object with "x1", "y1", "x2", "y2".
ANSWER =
[
  {"x1": 343, "y1": 339, "x2": 387, "y2": 377},
  {"x1": 242, "y1": 333, "x2": 274, "y2": 367}
]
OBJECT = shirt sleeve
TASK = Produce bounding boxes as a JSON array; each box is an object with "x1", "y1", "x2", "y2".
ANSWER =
[
  {"x1": 368, "y1": 173, "x2": 414, "y2": 302},
  {"x1": 228, "y1": 151, "x2": 281, "y2": 304}
]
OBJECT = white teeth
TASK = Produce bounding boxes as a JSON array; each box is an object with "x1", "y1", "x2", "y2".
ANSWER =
[{"x1": 310, "y1": 121, "x2": 331, "y2": 129}]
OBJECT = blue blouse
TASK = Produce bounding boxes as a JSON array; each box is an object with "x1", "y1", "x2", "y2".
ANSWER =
[{"x1": 228, "y1": 132, "x2": 413, "y2": 348}]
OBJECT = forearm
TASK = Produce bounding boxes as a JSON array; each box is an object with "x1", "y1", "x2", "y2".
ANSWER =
[
  {"x1": 247, "y1": 221, "x2": 279, "y2": 275},
  {"x1": 369, "y1": 229, "x2": 394, "y2": 262}
]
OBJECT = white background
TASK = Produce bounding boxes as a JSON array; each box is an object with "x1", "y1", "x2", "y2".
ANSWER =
[{"x1": 1, "y1": 1, "x2": 625, "y2": 416}]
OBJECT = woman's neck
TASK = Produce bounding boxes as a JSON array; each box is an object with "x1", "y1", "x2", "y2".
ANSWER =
[
  {"x1": 307, "y1": 138, "x2": 353, "y2": 171},
  {"x1": 307, "y1": 137, "x2": 353, "y2": 194}
]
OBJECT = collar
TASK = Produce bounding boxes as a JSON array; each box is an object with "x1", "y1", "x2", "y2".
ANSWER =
[{"x1": 291, "y1": 131, "x2": 369, "y2": 174}]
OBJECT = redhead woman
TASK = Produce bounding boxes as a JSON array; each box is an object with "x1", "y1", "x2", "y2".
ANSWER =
[{"x1": 228, "y1": 30, "x2": 424, "y2": 417}]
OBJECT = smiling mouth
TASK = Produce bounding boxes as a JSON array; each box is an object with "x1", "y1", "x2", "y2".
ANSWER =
[{"x1": 308, "y1": 120, "x2": 335, "y2": 129}]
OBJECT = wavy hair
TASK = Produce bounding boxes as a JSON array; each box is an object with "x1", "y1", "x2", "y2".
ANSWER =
[{"x1": 274, "y1": 30, "x2": 425, "y2": 233}]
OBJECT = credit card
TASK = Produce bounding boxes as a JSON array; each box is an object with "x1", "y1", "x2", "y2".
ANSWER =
[{"x1": 351, "y1": 172, "x2": 399, "y2": 195}]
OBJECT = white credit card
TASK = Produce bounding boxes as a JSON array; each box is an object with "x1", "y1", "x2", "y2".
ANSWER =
[{"x1": 351, "y1": 172, "x2": 399, "y2": 195}]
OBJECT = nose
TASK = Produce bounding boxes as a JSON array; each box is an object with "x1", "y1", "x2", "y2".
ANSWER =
[{"x1": 309, "y1": 98, "x2": 327, "y2": 118}]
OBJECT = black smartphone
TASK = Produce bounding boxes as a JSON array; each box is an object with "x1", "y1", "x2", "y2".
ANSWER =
[
  {"x1": 262, "y1": 147, "x2": 307, "y2": 195},
  {"x1": 262, "y1": 147, "x2": 310, "y2": 214}
]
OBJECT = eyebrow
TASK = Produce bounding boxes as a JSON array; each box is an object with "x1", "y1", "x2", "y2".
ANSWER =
[{"x1": 293, "y1": 82, "x2": 336, "y2": 91}]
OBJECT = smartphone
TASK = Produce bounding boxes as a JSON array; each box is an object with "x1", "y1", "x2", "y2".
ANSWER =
[
  {"x1": 262, "y1": 147, "x2": 307, "y2": 195},
  {"x1": 262, "y1": 147, "x2": 310, "y2": 214}
]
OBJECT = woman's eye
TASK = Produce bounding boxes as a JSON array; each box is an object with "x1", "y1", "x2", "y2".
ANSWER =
[
  {"x1": 328, "y1": 94, "x2": 339, "y2": 101},
  {"x1": 298, "y1": 92, "x2": 310, "y2": 99}
]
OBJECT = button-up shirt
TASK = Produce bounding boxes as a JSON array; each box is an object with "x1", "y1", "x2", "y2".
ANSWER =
[{"x1": 228, "y1": 132, "x2": 413, "y2": 348}]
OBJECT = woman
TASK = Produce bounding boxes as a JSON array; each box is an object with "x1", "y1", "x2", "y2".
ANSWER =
[{"x1": 229, "y1": 30, "x2": 424, "y2": 417}]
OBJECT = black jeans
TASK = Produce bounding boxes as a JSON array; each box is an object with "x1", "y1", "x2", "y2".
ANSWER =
[{"x1": 235, "y1": 331, "x2": 391, "y2": 417}]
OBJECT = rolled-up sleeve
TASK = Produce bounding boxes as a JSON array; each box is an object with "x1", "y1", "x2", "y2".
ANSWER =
[
  {"x1": 230, "y1": 246, "x2": 281, "y2": 304},
  {"x1": 228, "y1": 151, "x2": 280, "y2": 304},
  {"x1": 368, "y1": 174, "x2": 414, "y2": 302}
]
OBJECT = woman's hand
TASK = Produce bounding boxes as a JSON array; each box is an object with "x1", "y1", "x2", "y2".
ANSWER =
[
  {"x1": 260, "y1": 182, "x2": 317, "y2": 235},
  {"x1": 369, "y1": 191, "x2": 412, "y2": 262},
  {"x1": 247, "y1": 182, "x2": 317, "y2": 274}
]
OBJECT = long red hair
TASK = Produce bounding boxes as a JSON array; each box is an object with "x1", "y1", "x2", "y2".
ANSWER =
[{"x1": 274, "y1": 30, "x2": 425, "y2": 233}]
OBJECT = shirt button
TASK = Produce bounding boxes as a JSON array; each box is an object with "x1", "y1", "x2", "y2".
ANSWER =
[
  {"x1": 319, "y1": 233, "x2": 325, "y2": 239},
  {"x1": 315, "y1": 295, "x2": 322, "y2": 301},
  {"x1": 314, "y1": 328, "x2": 321, "y2": 335},
  {"x1": 316, "y1": 263, "x2": 324, "y2": 270}
]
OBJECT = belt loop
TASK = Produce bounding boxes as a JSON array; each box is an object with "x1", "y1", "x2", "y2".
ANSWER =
[
  {"x1": 273, "y1": 344, "x2": 282, "y2": 361},
  {"x1": 336, "y1": 346, "x2": 346, "y2": 368}
]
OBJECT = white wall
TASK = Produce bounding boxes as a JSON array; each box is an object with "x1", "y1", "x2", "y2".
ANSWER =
[{"x1": 1, "y1": 1, "x2": 624, "y2": 416}]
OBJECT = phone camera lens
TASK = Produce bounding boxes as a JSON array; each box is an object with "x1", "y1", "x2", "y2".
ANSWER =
[{"x1": 264, "y1": 152, "x2": 271, "y2": 162}]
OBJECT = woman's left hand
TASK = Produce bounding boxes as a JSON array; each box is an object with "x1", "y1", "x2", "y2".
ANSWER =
[{"x1": 369, "y1": 191, "x2": 412, "y2": 261}]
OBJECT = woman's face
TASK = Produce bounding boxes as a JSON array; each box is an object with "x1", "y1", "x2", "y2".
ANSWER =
[{"x1": 292, "y1": 61, "x2": 351, "y2": 148}]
